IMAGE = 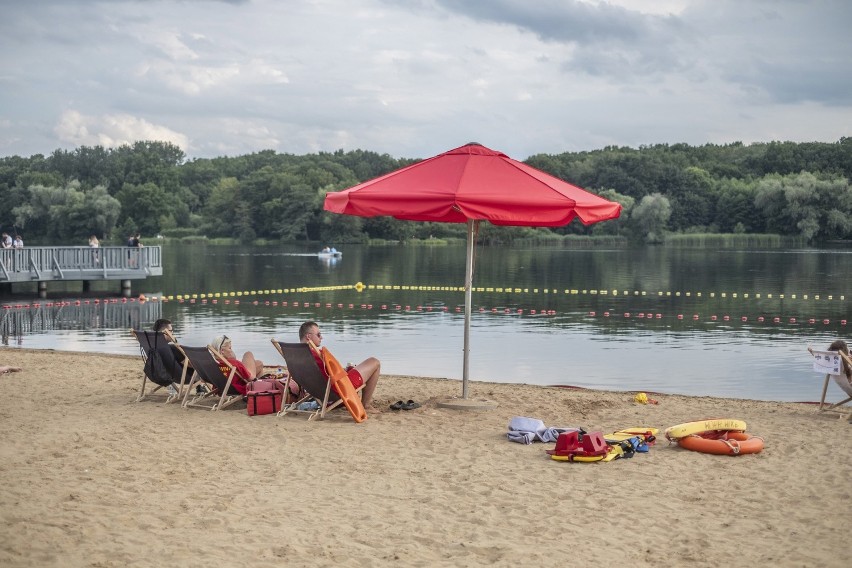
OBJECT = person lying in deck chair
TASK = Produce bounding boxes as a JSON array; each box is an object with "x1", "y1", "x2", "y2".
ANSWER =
[
  {"x1": 298, "y1": 320, "x2": 381, "y2": 408},
  {"x1": 208, "y1": 335, "x2": 263, "y2": 395}
]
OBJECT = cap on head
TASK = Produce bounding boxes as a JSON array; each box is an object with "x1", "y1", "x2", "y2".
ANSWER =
[{"x1": 209, "y1": 335, "x2": 230, "y2": 352}]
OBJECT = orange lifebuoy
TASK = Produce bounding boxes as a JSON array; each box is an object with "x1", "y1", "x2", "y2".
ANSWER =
[{"x1": 678, "y1": 431, "x2": 764, "y2": 456}]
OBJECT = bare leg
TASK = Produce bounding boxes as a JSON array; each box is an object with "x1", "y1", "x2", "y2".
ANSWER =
[
  {"x1": 0, "y1": 366, "x2": 22, "y2": 374},
  {"x1": 354, "y1": 357, "x2": 381, "y2": 407},
  {"x1": 241, "y1": 352, "x2": 262, "y2": 379}
]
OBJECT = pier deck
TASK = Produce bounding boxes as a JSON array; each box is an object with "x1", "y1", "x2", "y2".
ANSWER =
[{"x1": 0, "y1": 246, "x2": 162, "y2": 296}]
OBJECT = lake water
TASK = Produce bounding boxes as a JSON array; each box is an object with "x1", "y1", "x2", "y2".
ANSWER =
[{"x1": 2, "y1": 242, "x2": 851, "y2": 402}]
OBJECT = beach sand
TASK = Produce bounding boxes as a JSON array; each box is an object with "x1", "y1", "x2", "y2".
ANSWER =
[{"x1": 0, "y1": 347, "x2": 849, "y2": 567}]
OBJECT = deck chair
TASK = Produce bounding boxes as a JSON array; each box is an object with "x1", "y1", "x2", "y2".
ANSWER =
[
  {"x1": 809, "y1": 347, "x2": 852, "y2": 416},
  {"x1": 271, "y1": 339, "x2": 367, "y2": 421},
  {"x1": 177, "y1": 345, "x2": 244, "y2": 411},
  {"x1": 131, "y1": 329, "x2": 190, "y2": 403}
]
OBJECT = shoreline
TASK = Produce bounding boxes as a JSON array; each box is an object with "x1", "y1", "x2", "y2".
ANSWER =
[{"x1": 0, "y1": 347, "x2": 849, "y2": 567}]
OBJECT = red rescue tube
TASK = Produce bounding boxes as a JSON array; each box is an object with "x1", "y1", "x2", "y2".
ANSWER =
[{"x1": 678, "y1": 431, "x2": 764, "y2": 456}]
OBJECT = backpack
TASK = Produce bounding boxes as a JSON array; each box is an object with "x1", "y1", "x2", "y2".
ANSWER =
[{"x1": 142, "y1": 334, "x2": 174, "y2": 387}]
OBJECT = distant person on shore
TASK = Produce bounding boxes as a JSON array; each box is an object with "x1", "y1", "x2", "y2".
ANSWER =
[
  {"x1": 12, "y1": 235, "x2": 23, "y2": 248},
  {"x1": 89, "y1": 234, "x2": 100, "y2": 263},
  {"x1": 208, "y1": 335, "x2": 263, "y2": 395},
  {"x1": 1, "y1": 232, "x2": 11, "y2": 248},
  {"x1": 127, "y1": 233, "x2": 142, "y2": 266},
  {"x1": 298, "y1": 320, "x2": 381, "y2": 407}
]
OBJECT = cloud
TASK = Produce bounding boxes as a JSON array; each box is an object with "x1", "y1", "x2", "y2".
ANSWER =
[
  {"x1": 0, "y1": 0, "x2": 849, "y2": 160},
  {"x1": 54, "y1": 110, "x2": 189, "y2": 151}
]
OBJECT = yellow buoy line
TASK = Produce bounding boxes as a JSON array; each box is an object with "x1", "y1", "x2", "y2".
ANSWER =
[{"x1": 161, "y1": 282, "x2": 846, "y2": 303}]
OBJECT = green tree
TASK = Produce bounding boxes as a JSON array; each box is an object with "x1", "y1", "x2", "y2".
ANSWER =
[
  {"x1": 9, "y1": 181, "x2": 120, "y2": 242},
  {"x1": 591, "y1": 189, "x2": 634, "y2": 236},
  {"x1": 115, "y1": 182, "x2": 173, "y2": 235},
  {"x1": 629, "y1": 193, "x2": 672, "y2": 243}
]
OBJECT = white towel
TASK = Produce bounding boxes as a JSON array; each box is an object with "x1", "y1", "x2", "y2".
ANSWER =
[{"x1": 507, "y1": 416, "x2": 580, "y2": 444}]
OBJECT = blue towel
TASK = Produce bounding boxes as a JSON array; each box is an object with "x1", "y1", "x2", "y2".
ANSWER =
[{"x1": 507, "y1": 416, "x2": 580, "y2": 444}]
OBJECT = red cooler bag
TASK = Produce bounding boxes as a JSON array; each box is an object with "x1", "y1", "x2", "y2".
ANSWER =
[{"x1": 246, "y1": 378, "x2": 284, "y2": 416}]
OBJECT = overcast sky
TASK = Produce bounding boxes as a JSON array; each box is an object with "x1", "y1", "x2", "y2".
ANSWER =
[{"x1": 1, "y1": 0, "x2": 849, "y2": 161}]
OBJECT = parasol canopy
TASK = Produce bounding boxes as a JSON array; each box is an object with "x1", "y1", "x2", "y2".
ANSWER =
[{"x1": 324, "y1": 143, "x2": 622, "y2": 399}]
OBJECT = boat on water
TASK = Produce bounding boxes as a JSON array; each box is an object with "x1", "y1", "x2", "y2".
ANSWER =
[{"x1": 317, "y1": 250, "x2": 342, "y2": 258}]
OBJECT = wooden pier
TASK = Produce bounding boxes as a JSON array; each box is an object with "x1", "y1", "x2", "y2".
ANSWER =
[{"x1": 0, "y1": 246, "x2": 163, "y2": 297}]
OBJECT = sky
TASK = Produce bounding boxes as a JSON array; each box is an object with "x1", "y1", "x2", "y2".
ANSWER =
[{"x1": 1, "y1": 0, "x2": 850, "y2": 161}]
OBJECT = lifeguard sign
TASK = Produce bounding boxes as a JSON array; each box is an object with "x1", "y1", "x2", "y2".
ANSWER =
[{"x1": 811, "y1": 350, "x2": 842, "y2": 376}]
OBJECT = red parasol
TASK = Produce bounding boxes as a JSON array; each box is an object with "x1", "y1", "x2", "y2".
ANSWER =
[{"x1": 325, "y1": 143, "x2": 621, "y2": 398}]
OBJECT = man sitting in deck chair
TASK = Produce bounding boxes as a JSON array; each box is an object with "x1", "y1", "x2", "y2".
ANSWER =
[
  {"x1": 132, "y1": 327, "x2": 190, "y2": 403},
  {"x1": 298, "y1": 320, "x2": 381, "y2": 408},
  {"x1": 153, "y1": 319, "x2": 194, "y2": 384}
]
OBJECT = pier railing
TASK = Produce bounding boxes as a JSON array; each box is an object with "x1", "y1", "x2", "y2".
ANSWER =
[{"x1": 0, "y1": 246, "x2": 163, "y2": 283}]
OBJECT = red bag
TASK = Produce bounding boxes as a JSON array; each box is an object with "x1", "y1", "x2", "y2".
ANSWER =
[{"x1": 246, "y1": 378, "x2": 284, "y2": 416}]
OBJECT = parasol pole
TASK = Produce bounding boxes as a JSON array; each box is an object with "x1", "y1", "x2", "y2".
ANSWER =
[{"x1": 462, "y1": 218, "x2": 478, "y2": 399}]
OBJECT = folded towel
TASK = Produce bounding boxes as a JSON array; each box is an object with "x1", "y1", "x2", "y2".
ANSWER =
[
  {"x1": 507, "y1": 431, "x2": 537, "y2": 445},
  {"x1": 508, "y1": 416, "x2": 546, "y2": 435},
  {"x1": 538, "y1": 427, "x2": 577, "y2": 443},
  {"x1": 507, "y1": 417, "x2": 581, "y2": 444}
]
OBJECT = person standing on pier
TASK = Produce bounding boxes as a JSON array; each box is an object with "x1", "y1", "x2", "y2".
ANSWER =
[{"x1": 12, "y1": 235, "x2": 23, "y2": 248}]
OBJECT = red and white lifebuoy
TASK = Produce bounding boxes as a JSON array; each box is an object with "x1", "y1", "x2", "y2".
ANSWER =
[{"x1": 677, "y1": 431, "x2": 764, "y2": 456}]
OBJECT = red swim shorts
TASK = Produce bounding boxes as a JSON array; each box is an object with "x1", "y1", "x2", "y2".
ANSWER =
[{"x1": 347, "y1": 367, "x2": 364, "y2": 389}]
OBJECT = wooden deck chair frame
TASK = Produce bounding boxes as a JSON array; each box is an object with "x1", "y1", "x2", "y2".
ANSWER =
[
  {"x1": 131, "y1": 329, "x2": 189, "y2": 403},
  {"x1": 270, "y1": 339, "x2": 365, "y2": 421},
  {"x1": 176, "y1": 344, "x2": 244, "y2": 411},
  {"x1": 809, "y1": 347, "x2": 852, "y2": 416}
]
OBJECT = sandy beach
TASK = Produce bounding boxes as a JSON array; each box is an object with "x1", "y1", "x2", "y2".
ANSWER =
[{"x1": 0, "y1": 347, "x2": 849, "y2": 567}]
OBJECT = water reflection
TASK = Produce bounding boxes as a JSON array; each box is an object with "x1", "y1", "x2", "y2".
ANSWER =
[{"x1": 1, "y1": 298, "x2": 161, "y2": 348}]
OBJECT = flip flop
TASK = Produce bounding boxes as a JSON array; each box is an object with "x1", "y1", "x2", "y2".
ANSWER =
[
  {"x1": 402, "y1": 400, "x2": 421, "y2": 411},
  {"x1": 390, "y1": 400, "x2": 405, "y2": 411}
]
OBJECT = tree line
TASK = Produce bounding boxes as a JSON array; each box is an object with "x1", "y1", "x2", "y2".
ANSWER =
[{"x1": 0, "y1": 138, "x2": 850, "y2": 245}]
